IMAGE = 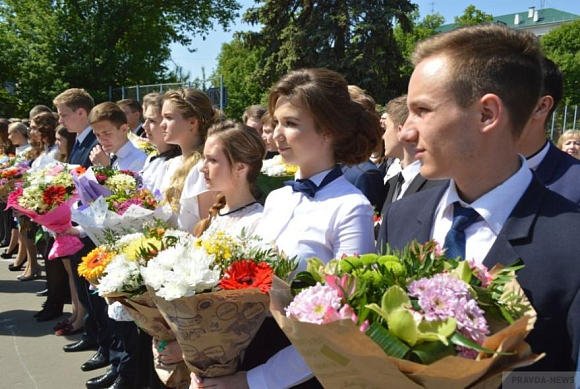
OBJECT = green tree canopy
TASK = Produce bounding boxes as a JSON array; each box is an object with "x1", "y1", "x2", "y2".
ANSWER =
[
  {"x1": 542, "y1": 19, "x2": 580, "y2": 105},
  {"x1": 211, "y1": 36, "x2": 265, "y2": 120},
  {"x1": 454, "y1": 5, "x2": 493, "y2": 27},
  {"x1": 394, "y1": 11, "x2": 445, "y2": 80},
  {"x1": 0, "y1": 0, "x2": 241, "y2": 116},
  {"x1": 240, "y1": 0, "x2": 417, "y2": 105}
]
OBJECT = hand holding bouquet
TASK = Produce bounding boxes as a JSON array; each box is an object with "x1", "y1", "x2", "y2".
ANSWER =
[
  {"x1": 270, "y1": 241, "x2": 541, "y2": 389},
  {"x1": 6, "y1": 163, "x2": 83, "y2": 259}
]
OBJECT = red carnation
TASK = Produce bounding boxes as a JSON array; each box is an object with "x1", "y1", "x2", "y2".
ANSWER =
[
  {"x1": 220, "y1": 260, "x2": 273, "y2": 293},
  {"x1": 43, "y1": 185, "x2": 67, "y2": 208}
]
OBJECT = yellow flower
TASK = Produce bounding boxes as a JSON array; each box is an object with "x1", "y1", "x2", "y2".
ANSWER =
[
  {"x1": 78, "y1": 247, "x2": 116, "y2": 283},
  {"x1": 122, "y1": 237, "x2": 162, "y2": 261},
  {"x1": 284, "y1": 163, "x2": 299, "y2": 175},
  {"x1": 199, "y1": 231, "x2": 239, "y2": 266}
]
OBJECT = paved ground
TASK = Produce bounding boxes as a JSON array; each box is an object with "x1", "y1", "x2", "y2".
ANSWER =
[{"x1": 0, "y1": 255, "x2": 109, "y2": 389}]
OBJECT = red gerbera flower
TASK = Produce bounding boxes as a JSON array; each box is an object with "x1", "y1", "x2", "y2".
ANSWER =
[
  {"x1": 43, "y1": 185, "x2": 67, "y2": 208},
  {"x1": 220, "y1": 260, "x2": 273, "y2": 293}
]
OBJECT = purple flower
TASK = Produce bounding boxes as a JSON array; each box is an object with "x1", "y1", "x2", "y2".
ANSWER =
[
  {"x1": 286, "y1": 283, "x2": 343, "y2": 325},
  {"x1": 114, "y1": 198, "x2": 142, "y2": 215}
]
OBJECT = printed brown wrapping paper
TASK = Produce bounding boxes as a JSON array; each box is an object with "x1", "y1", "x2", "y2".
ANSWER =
[
  {"x1": 147, "y1": 286, "x2": 270, "y2": 378},
  {"x1": 269, "y1": 276, "x2": 543, "y2": 389},
  {"x1": 108, "y1": 291, "x2": 191, "y2": 389}
]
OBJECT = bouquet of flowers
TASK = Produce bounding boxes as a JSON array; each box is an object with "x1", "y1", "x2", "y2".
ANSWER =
[
  {"x1": 78, "y1": 223, "x2": 191, "y2": 388},
  {"x1": 143, "y1": 228, "x2": 296, "y2": 378},
  {"x1": 269, "y1": 241, "x2": 541, "y2": 389},
  {"x1": 72, "y1": 165, "x2": 170, "y2": 245},
  {"x1": 257, "y1": 155, "x2": 299, "y2": 197},
  {"x1": 6, "y1": 163, "x2": 83, "y2": 259},
  {"x1": 0, "y1": 159, "x2": 31, "y2": 202},
  {"x1": 129, "y1": 132, "x2": 158, "y2": 157}
]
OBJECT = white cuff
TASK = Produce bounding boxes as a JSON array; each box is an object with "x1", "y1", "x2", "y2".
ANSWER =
[{"x1": 246, "y1": 346, "x2": 314, "y2": 389}]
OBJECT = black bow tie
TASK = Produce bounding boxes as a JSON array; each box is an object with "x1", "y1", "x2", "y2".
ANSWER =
[{"x1": 284, "y1": 165, "x2": 343, "y2": 198}]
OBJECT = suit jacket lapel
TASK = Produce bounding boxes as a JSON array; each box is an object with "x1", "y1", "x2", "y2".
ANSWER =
[
  {"x1": 402, "y1": 174, "x2": 426, "y2": 197},
  {"x1": 483, "y1": 176, "x2": 547, "y2": 268},
  {"x1": 410, "y1": 184, "x2": 448, "y2": 244},
  {"x1": 534, "y1": 142, "x2": 559, "y2": 185},
  {"x1": 381, "y1": 175, "x2": 398, "y2": 215}
]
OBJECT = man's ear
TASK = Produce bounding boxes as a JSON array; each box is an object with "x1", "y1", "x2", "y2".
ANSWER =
[
  {"x1": 531, "y1": 95, "x2": 554, "y2": 120},
  {"x1": 120, "y1": 123, "x2": 129, "y2": 133},
  {"x1": 479, "y1": 94, "x2": 502, "y2": 134}
]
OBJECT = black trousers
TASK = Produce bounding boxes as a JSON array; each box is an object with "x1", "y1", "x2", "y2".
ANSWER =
[
  {"x1": 0, "y1": 205, "x2": 13, "y2": 245},
  {"x1": 43, "y1": 237, "x2": 71, "y2": 314}
]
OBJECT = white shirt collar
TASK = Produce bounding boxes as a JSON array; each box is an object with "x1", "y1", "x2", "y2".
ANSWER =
[
  {"x1": 112, "y1": 139, "x2": 135, "y2": 160},
  {"x1": 15, "y1": 144, "x2": 31, "y2": 155},
  {"x1": 400, "y1": 160, "x2": 421, "y2": 184},
  {"x1": 526, "y1": 141, "x2": 550, "y2": 170},
  {"x1": 296, "y1": 167, "x2": 334, "y2": 185},
  {"x1": 438, "y1": 156, "x2": 533, "y2": 235},
  {"x1": 76, "y1": 126, "x2": 92, "y2": 145}
]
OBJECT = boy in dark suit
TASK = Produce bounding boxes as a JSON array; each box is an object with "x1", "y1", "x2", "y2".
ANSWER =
[
  {"x1": 517, "y1": 57, "x2": 580, "y2": 204},
  {"x1": 377, "y1": 24, "x2": 580, "y2": 373}
]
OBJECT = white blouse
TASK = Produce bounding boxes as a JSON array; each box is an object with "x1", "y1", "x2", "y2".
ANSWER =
[
  {"x1": 248, "y1": 168, "x2": 375, "y2": 389},
  {"x1": 140, "y1": 155, "x2": 169, "y2": 193},
  {"x1": 161, "y1": 157, "x2": 209, "y2": 232},
  {"x1": 207, "y1": 202, "x2": 263, "y2": 237}
]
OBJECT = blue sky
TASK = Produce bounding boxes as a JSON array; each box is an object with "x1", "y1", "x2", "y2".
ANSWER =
[{"x1": 170, "y1": 0, "x2": 580, "y2": 81}]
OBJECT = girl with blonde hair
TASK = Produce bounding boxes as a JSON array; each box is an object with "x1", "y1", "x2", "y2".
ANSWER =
[{"x1": 160, "y1": 88, "x2": 219, "y2": 231}]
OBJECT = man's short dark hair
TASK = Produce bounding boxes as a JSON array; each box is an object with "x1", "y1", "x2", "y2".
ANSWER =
[
  {"x1": 117, "y1": 98, "x2": 143, "y2": 116},
  {"x1": 88, "y1": 102, "x2": 127, "y2": 128},
  {"x1": 540, "y1": 57, "x2": 563, "y2": 119}
]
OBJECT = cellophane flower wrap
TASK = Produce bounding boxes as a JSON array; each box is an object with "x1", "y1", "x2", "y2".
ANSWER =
[
  {"x1": 6, "y1": 163, "x2": 83, "y2": 259},
  {"x1": 129, "y1": 132, "x2": 158, "y2": 157},
  {"x1": 78, "y1": 222, "x2": 191, "y2": 388},
  {"x1": 143, "y1": 227, "x2": 297, "y2": 378},
  {"x1": 0, "y1": 157, "x2": 31, "y2": 202},
  {"x1": 270, "y1": 241, "x2": 541, "y2": 389},
  {"x1": 257, "y1": 155, "x2": 299, "y2": 197},
  {"x1": 72, "y1": 165, "x2": 170, "y2": 245}
]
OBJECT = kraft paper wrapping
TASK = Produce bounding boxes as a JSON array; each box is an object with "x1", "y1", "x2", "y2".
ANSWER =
[
  {"x1": 269, "y1": 276, "x2": 543, "y2": 389},
  {"x1": 110, "y1": 292, "x2": 191, "y2": 389},
  {"x1": 147, "y1": 286, "x2": 270, "y2": 378}
]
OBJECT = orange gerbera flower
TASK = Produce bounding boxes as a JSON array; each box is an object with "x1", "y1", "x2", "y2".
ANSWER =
[
  {"x1": 220, "y1": 260, "x2": 273, "y2": 293},
  {"x1": 78, "y1": 247, "x2": 115, "y2": 283}
]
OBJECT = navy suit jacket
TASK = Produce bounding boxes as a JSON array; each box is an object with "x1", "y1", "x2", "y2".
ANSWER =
[
  {"x1": 381, "y1": 173, "x2": 446, "y2": 216},
  {"x1": 377, "y1": 177, "x2": 580, "y2": 372},
  {"x1": 342, "y1": 161, "x2": 386, "y2": 212},
  {"x1": 534, "y1": 141, "x2": 580, "y2": 204},
  {"x1": 68, "y1": 130, "x2": 98, "y2": 168}
]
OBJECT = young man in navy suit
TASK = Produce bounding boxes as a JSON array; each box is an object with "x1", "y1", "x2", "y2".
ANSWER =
[
  {"x1": 377, "y1": 24, "x2": 580, "y2": 373},
  {"x1": 517, "y1": 57, "x2": 580, "y2": 204}
]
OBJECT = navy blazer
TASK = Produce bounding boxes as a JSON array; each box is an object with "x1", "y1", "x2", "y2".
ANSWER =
[
  {"x1": 381, "y1": 173, "x2": 446, "y2": 216},
  {"x1": 68, "y1": 130, "x2": 99, "y2": 168},
  {"x1": 377, "y1": 177, "x2": 580, "y2": 372},
  {"x1": 342, "y1": 161, "x2": 386, "y2": 212},
  {"x1": 534, "y1": 141, "x2": 580, "y2": 204}
]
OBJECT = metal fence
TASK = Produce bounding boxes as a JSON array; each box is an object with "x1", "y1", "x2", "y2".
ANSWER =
[
  {"x1": 108, "y1": 78, "x2": 227, "y2": 110},
  {"x1": 548, "y1": 104, "x2": 580, "y2": 141}
]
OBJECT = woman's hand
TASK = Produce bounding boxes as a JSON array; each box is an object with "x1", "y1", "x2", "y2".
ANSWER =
[
  {"x1": 60, "y1": 226, "x2": 80, "y2": 236},
  {"x1": 189, "y1": 372, "x2": 249, "y2": 389},
  {"x1": 152, "y1": 338, "x2": 184, "y2": 365}
]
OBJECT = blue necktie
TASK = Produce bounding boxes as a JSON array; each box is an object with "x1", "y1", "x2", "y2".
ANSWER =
[
  {"x1": 110, "y1": 154, "x2": 118, "y2": 167},
  {"x1": 285, "y1": 165, "x2": 343, "y2": 198},
  {"x1": 443, "y1": 202, "x2": 480, "y2": 260}
]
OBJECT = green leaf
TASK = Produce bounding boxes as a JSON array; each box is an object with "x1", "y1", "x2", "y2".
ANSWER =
[
  {"x1": 452, "y1": 261, "x2": 472, "y2": 284},
  {"x1": 417, "y1": 318, "x2": 457, "y2": 345},
  {"x1": 381, "y1": 286, "x2": 411, "y2": 315},
  {"x1": 366, "y1": 322, "x2": 410, "y2": 359},
  {"x1": 410, "y1": 340, "x2": 456, "y2": 364},
  {"x1": 450, "y1": 332, "x2": 514, "y2": 356},
  {"x1": 388, "y1": 308, "x2": 419, "y2": 346},
  {"x1": 366, "y1": 303, "x2": 390, "y2": 322}
]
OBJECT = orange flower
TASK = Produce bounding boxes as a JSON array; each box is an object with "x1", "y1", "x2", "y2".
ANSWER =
[
  {"x1": 78, "y1": 247, "x2": 115, "y2": 282},
  {"x1": 220, "y1": 260, "x2": 273, "y2": 293},
  {"x1": 75, "y1": 166, "x2": 87, "y2": 175}
]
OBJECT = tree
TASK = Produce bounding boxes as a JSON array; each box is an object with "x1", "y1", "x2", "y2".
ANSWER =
[
  {"x1": 542, "y1": 19, "x2": 580, "y2": 105},
  {"x1": 394, "y1": 11, "x2": 445, "y2": 80},
  {"x1": 0, "y1": 0, "x2": 241, "y2": 115},
  {"x1": 240, "y1": 0, "x2": 416, "y2": 105},
  {"x1": 211, "y1": 36, "x2": 265, "y2": 120},
  {"x1": 454, "y1": 5, "x2": 493, "y2": 27}
]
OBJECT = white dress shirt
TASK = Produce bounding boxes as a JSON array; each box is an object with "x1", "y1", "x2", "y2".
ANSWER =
[
  {"x1": 111, "y1": 139, "x2": 147, "y2": 172},
  {"x1": 397, "y1": 160, "x2": 422, "y2": 201},
  {"x1": 384, "y1": 158, "x2": 401, "y2": 183},
  {"x1": 431, "y1": 158, "x2": 532, "y2": 264},
  {"x1": 526, "y1": 141, "x2": 550, "y2": 170},
  {"x1": 208, "y1": 202, "x2": 263, "y2": 236},
  {"x1": 161, "y1": 157, "x2": 209, "y2": 232},
  {"x1": 140, "y1": 155, "x2": 170, "y2": 193},
  {"x1": 31, "y1": 144, "x2": 61, "y2": 169},
  {"x1": 76, "y1": 126, "x2": 92, "y2": 145},
  {"x1": 248, "y1": 169, "x2": 375, "y2": 389},
  {"x1": 15, "y1": 144, "x2": 32, "y2": 156}
]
